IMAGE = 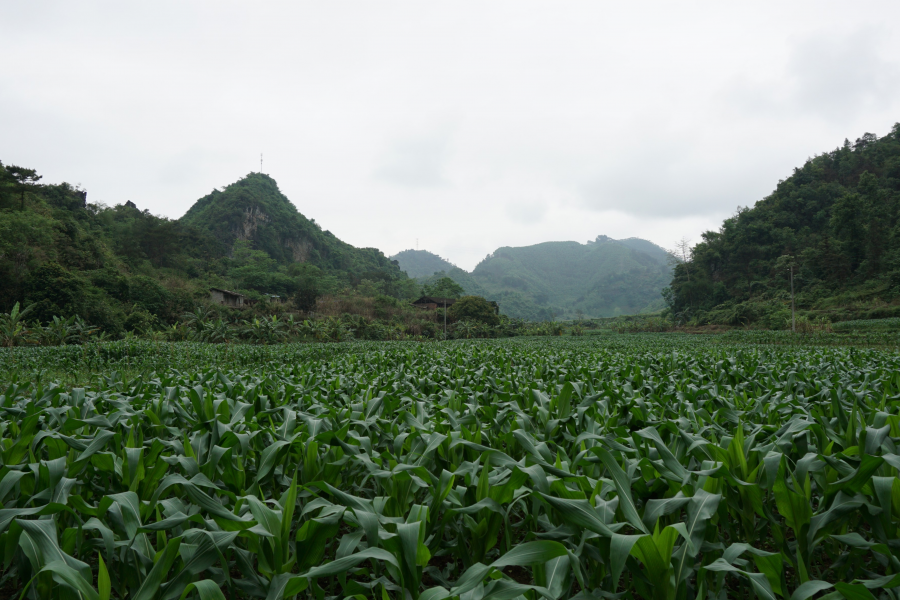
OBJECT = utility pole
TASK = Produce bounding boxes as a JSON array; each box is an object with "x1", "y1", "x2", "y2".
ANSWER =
[
  {"x1": 443, "y1": 301, "x2": 447, "y2": 340},
  {"x1": 790, "y1": 265, "x2": 795, "y2": 334},
  {"x1": 776, "y1": 254, "x2": 797, "y2": 333}
]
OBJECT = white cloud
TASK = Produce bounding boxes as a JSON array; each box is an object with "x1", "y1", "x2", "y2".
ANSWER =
[
  {"x1": 374, "y1": 125, "x2": 455, "y2": 188},
  {"x1": 724, "y1": 28, "x2": 900, "y2": 122},
  {"x1": 505, "y1": 198, "x2": 548, "y2": 225}
]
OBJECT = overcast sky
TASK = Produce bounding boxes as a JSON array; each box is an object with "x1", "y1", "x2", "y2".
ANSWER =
[{"x1": 3, "y1": 2, "x2": 899, "y2": 270}]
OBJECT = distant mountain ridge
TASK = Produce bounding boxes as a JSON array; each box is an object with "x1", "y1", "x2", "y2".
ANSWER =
[{"x1": 392, "y1": 235, "x2": 672, "y2": 319}]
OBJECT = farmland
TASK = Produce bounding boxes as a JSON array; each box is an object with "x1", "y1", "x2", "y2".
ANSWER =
[{"x1": 3, "y1": 335, "x2": 900, "y2": 600}]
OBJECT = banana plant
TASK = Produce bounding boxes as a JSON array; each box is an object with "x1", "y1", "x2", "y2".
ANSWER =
[{"x1": 0, "y1": 302, "x2": 35, "y2": 347}]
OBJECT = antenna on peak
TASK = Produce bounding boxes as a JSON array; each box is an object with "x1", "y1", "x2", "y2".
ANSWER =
[
  {"x1": 416, "y1": 238, "x2": 419, "y2": 251},
  {"x1": 260, "y1": 153, "x2": 263, "y2": 173}
]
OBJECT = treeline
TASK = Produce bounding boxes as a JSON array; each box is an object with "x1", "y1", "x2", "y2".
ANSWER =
[
  {"x1": 668, "y1": 124, "x2": 900, "y2": 327},
  {"x1": 0, "y1": 296, "x2": 565, "y2": 347}
]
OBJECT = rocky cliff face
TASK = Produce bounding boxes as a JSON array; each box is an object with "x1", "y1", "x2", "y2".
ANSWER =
[
  {"x1": 285, "y1": 238, "x2": 313, "y2": 262},
  {"x1": 231, "y1": 206, "x2": 316, "y2": 263},
  {"x1": 233, "y1": 206, "x2": 270, "y2": 241}
]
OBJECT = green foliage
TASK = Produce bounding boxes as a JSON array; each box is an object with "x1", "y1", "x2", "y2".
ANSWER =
[
  {"x1": 448, "y1": 295, "x2": 500, "y2": 326},
  {"x1": 121, "y1": 307, "x2": 158, "y2": 335},
  {"x1": 0, "y1": 163, "x2": 417, "y2": 336},
  {"x1": 417, "y1": 267, "x2": 488, "y2": 298},
  {"x1": 422, "y1": 277, "x2": 465, "y2": 299},
  {"x1": 293, "y1": 282, "x2": 320, "y2": 313},
  {"x1": 0, "y1": 301, "x2": 34, "y2": 347},
  {"x1": 400, "y1": 239, "x2": 672, "y2": 321},
  {"x1": 0, "y1": 160, "x2": 42, "y2": 210},
  {"x1": 3, "y1": 335, "x2": 900, "y2": 599},
  {"x1": 23, "y1": 262, "x2": 90, "y2": 322},
  {"x1": 832, "y1": 317, "x2": 900, "y2": 331},
  {"x1": 670, "y1": 124, "x2": 900, "y2": 326},
  {"x1": 611, "y1": 315, "x2": 674, "y2": 333},
  {"x1": 392, "y1": 249, "x2": 456, "y2": 278},
  {"x1": 181, "y1": 173, "x2": 402, "y2": 280},
  {"x1": 470, "y1": 237, "x2": 671, "y2": 320},
  {"x1": 0, "y1": 210, "x2": 57, "y2": 307}
]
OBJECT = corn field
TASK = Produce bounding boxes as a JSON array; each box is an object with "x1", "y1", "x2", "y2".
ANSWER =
[{"x1": 3, "y1": 337, "x2": 900, "y2": 599}]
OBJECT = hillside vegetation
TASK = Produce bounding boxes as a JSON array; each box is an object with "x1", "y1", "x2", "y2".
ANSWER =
[
  {"x1": 391, "y1": 249, "x2": 457, "y2": 278},
  {"x1": 0, "y1": 165, "x2": 415, "y2": 334},
  {"x1": 182, "y1": 174, "x2": 400, "y2": 278},
  {"x1": 418, "y1": 267, "x2": 490, "y2": 299},
  {"x1": 669, "y1": 124, "x2": 900, "y2": 327},
  {"x1": 396, "y1": 236, "x2": 671, "y2": 320}
]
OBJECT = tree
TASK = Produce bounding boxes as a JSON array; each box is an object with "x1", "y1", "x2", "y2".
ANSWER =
[
  {"x1": 449, "y1": 295, "x2": 500, "y2": 326},
  {"x1": 294, "y1": 280, "x2": 320, "y2": 313},
  {"x1": 23, "y1": 262, "x2": 89, "y2": 323},
  {"x1": 671, "y1": 237, "x2": 694, "y2": 307},
  {"x1": 830, "y1": 193, "x2": 865, "y2": 272},
  {"x1": 129, "y1": 275, "x2": 173, "y2": 319},
  {"x1": 664, "y1": 124, "x2": 900, "y2": 326},
  {"x1": 1, "y1": 163, "x2": 42, "y2": 210},
  {"x1": 356, "y1": 279, "x2": 381, "y2": 297},
  {"x1": 287, "y1": 262, "x2": 322, "y2": 312},
  {"x1": 858, "y1": 171, "x2": 888, "y2": 274},
  {"x1": 0, "y1": 210, "x2": 56, "y2": 307},
  {"x1": 422, "y1": 277, "x2": 464, "y2": 299}
]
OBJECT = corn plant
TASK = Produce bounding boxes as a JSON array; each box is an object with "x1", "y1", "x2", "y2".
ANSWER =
[{"x1": 2, "y1": 337, "x2": 900, "y2": 599}]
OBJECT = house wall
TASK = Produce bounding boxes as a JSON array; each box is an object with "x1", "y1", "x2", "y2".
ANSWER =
[{"x1": 210, "y1": 290, "x2": 244, "y2": 307}]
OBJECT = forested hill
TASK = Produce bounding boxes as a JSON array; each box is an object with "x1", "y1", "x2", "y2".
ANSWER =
[
  {"x1": 669, "y1": 124, "x2": 900, "y2": 327},
  {"x1": 391, "y1": 249, "x2": 456, "y2": 278},
  {"x1": 404, "y1": 236, "x2": 671, "y2": 320},
  {"x1": 0, "y1": 165, "x2": 414, "y2": 334},
  {"x1": 181, "y1": 173, "x2": 398, "y2": 276},
  {"x1": 471, "y1": 236, "x2": 671, "y2": 320}
]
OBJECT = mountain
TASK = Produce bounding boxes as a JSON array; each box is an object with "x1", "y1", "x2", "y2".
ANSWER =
[
  {"x1": 0, "y1": 166, "x2": 415, "y2": 333},
  {"x1": 418, "y1": 266, "x2": 489, "y2": 298},
  {"x1": 181, "y1": 173, "x2": 398, "y2": 276},
  {"x1": 470, "y1": 236, "x2": 671, "y2": 319},
  {"x1": 391, "y1": 249, "x2": 456, "y2": 278},
  {"x1": 615, "y1": 237, "x2": 671, "y2": 263},
  {"x1": 394, "y1": 236, "x2": 672, "y2": 320},
  {"x1": 669, "y1": 124, "x2": 900, "y2": 327}
]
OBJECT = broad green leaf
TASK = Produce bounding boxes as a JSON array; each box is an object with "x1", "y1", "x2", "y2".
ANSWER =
[{"x1": 595, "y1": 447, "x2": 648, "y2": 533}]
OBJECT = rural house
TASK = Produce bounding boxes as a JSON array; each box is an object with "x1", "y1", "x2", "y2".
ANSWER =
[
  {"x1": 411, "y1": 296, "x2": 457, "y2": 310},
  {"x1": 210, "y1": 288, "x2": 247, "y2": 307}
]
